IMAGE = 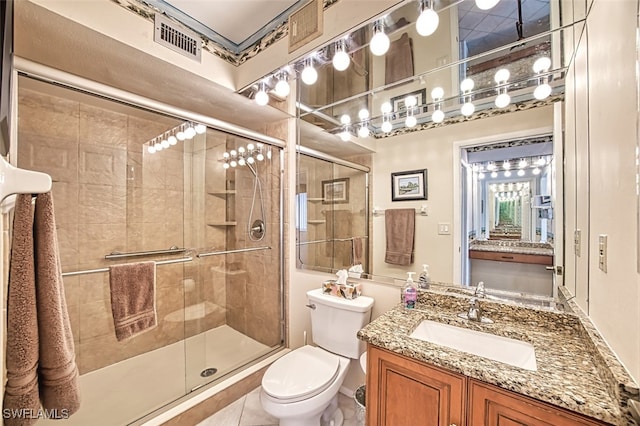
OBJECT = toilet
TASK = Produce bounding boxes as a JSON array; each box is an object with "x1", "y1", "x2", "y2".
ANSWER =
[{"x1": 260, "y1": 288, "x2": 374, "y2": 426}]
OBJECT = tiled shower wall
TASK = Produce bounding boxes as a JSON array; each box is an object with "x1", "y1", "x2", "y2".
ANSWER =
[{"x1": 14, "y1": 81, "x2": 283, "y2": 374}]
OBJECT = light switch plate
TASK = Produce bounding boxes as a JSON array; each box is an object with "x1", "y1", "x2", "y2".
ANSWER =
[
  {"x1": 598, "y1": 234, "x2": 608, "y2": 272},
  {"x1": 438, "y1": 223, "x2": 451, "y2": 235}
]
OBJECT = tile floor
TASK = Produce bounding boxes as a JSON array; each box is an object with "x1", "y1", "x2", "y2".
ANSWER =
[{"x1": 197, "y1": 386, "x2": 363, "y2": 426}]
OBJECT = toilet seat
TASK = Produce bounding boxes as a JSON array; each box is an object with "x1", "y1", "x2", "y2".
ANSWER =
[{"x1": 262, "y1": 346, "x2": 340, "y2": 403}]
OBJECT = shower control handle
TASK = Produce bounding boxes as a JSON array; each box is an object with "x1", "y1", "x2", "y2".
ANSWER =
[{"x1": 305, "y1": 304, "x2": 316, "y2": 310}]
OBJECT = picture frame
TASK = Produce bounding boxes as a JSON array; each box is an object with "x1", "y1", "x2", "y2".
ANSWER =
[
  {"x1": 391, "y1": 169, "x2": 428, "y2": 201},
  {"x1": 322, "y1": 178, "x2": 349, "y2": 204},
  {"x1": 390, "y1": 88, "x2": 428, "y2": 119}
]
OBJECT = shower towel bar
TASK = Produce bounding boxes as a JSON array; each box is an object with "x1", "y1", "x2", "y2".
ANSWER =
[
  {"x1": 105, "y1": 246, "x2": 187, "y2": 259},
  {"x1": 372, "y1": 205, "x2": 428, "y2": 216},
  {"x1": 298, "y1": 236, "x2": 369, "y2": 246},
  {"x1": 197, "y1": 246, "x2": 271, "y2": 258},
  {"x1": 61, "y1": 257, "x2": 193, "y2": 277}
]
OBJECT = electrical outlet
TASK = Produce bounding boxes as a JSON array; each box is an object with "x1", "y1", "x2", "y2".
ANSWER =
[
  {"x1": 598, "y1": 234, "x2": 608, "y2": 272},
  {"x1": 438, "y1": 223, "x2": 451, "y2": 235},
  {"x1": 574, "y1": 229, "x2": 581, "y2": 257}
]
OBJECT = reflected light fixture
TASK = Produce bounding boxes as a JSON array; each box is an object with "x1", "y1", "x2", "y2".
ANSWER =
[
  {"x1": 340, "y1": 114, "x2": 351, "y2": 125},
  {"x1": 460, "y1": 78, "x2": 475, "y2": 116},
  {"x1": 475, "y1": 0, "x2": 500, "y2": 9},
  {"x1": 502, "y1": 160, "x2": 511, "y2": 170},
  {"x1": 504, "y1": 170, "x2": 512, "y2": 177},
  {"x1": 195, "y1": 124, "x2": 206, "y2": 134},
  {"x1": 301, "y1": 57, "x2": 318, "y2": 85},
  {"x1": 381, "y1": 101, "x2": 393, "y2": 133},
  {"x1": 533, "y1": 57, "x2": 552, "y2": 100},
  {"x1": 381, "y1": 120, "x2": 393, "y2": 133},
  {"x1": 517, "y1": 169, "x2": 525, "y2": 177},
  {"x1": 255, "y1": 82, "x2": 269, "y2": 106},
  {"x1": 370, "y1": 20, "x2": 390, "y2": 56},
  {"x1": 358, "y1": 108, "x2": 370, "y2": 120},
  {"x1": 358, "y1": 123, "x2": 370, "y2": 138},
  {"x1": 431, "y1": 86, "x2": 445, "y2": 123},
  {"x1": 274, "y1": 72, "x2": 290, "y2": 98},
  {"x1": 416, "y1": 0, "x2": 439, "y2": 36},
  {"x1": 494, "y1": 68, "x2": 511, "y2": 108},
  {"x1": 404, "y1": 95, "x2": 417, "y2": 127},
  {"x1": 332, "y1": 39, "x2": 350, "y2": 71},
  {"x1": 491, "y1": 171, "x2": 498, "y2": 178},
  {"x1": 339, "y1": 127, "x2": 351, "y2": 141},
  {"x1": 533, "y1": 167, "x2": 541, "y2": 175},
  {"x1": 518, "y1": 158, "x2": 528, "y2": 168}
]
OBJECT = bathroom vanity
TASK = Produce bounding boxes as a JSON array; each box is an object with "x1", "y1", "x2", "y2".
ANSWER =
[{"x1": 357, "y1": 291, "x2": 638, "y2": 426}]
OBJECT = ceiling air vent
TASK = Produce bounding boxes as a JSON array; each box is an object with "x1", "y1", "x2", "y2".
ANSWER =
[
  {"x1": 289, "y1": 0, "x2": 323, "y2": 53},
  {"x1": 154, "y1": 14, "x2": 202, "y2": 62}
]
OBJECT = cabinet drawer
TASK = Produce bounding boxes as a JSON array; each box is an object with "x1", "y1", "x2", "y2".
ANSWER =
[{"x1": 469, "y1": 250, "x2": 553, "y2": 266}]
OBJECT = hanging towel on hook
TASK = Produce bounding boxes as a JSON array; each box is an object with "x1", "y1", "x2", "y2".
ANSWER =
[
  {"x1": 4, "y1": 193, "x2": 80, "y2": 425},
  {"x1": 384, "y1": 208, "x2": 415, "y2": 266}
]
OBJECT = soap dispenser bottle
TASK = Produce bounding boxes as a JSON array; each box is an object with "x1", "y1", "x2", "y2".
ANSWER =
[
  {"x1": 418, "y1": 264, "x2": 431, "y2": 289},
  {"x1": 402, "y1": 272, "x2": 417, "y2": 309}
]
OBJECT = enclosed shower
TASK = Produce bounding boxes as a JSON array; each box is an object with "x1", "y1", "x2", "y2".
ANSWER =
[{"x1": 7, "y1": 74, "x2": 285, "y2": 425}]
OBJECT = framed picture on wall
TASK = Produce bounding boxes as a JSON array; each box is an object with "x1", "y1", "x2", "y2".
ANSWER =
[
  {"x1": 322, "y1": 178, "x2": 349, "y2": 204},
  {"x1": 390, "y1": 88, "x2": 427, "y2": 119},
  {"x1": 391, "y1": 169, "x2": 427, "y2": 201}
]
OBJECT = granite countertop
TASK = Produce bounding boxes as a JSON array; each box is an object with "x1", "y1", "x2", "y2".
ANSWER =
[
  {"x1": 357, "y1": 290, "x2": 638, "y2": 425},
  {"x1": 469, "y1": 240, "x2": 554, "y2": 256}
]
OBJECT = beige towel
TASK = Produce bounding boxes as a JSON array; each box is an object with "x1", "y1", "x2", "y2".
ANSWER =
[
  {"x1": 4, "y1": 194, "x2": 41, "y2": 426},
  {"x1": 109, "y1": 262, "x2": 157, "y2": 341},
  {"x1": 385, "y1": 32, "x2": 414, "y2": 85},
  {"x1": 34, "y1": 192, "x2": 81, "y2": 417},
  {"x1": 351, "y1": 237, "x2": 363, "y2": 266},
  {"x1": 384, "y1": 209, "x2": 415, "y2": 266}
]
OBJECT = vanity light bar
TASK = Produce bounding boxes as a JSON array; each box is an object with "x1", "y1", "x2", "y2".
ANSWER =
[{"x1": 144, "y1": 122, "x2": 205, "y2": 154}]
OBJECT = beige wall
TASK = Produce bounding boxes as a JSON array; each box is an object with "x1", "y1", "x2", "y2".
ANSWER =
[{"x1": 562, "y1": 0, "x2": 640, "y2": 382}]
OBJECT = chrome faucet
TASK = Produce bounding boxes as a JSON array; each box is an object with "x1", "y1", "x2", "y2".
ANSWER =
[
  {"x1": 458, "y1": 296, "x2": 494, "y2": 324},
  {"x1": 474, "y1": 281, "x2": 486, "y2": 298}
]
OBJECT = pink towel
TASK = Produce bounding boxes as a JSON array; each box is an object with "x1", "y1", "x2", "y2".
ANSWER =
[
  {"x1": 109, "y1": 262, "x2": 157, "y2": 341},
  {"x1": 384, "y1": 208, "x2": 415, "y2": 266}
]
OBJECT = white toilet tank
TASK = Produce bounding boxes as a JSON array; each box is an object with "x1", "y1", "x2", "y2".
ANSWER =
[{"x1": 307, "y1": 288, "x2": 374, "y2": 359}]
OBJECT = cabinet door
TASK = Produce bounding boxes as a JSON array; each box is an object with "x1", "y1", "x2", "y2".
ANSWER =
[
  {"x1": 468, "y1": 380, "x2": 609, "y2": 426},
  {"x1": 366, "y1": 345, "x2": 465, "y2": 426}
]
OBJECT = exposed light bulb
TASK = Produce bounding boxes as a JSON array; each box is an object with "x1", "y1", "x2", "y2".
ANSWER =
[
  {"x1": 475, "y1": 0, "x2": 500, "y2": 9},
  {"x1": 176, "y1": 131, "x2": 186, "y2": 141},
  {"x1": 537, "y1": 157, "x2": 546, "y2": 166},
  {"x1": 534, "y1": 83, "x2": 552, "y2": 100},
  {"x1": 238, "y1": 157, "x2": 246, "y2": 166},
  {"x1": 517, "y1": 169, "x2": 525, "y2": 177},
  {"x1": 256, "y1": 153, "x2": 265, "y2": 161},
  {"x1": 432, "y1": 109, "x2": 444, "y2": 123},
  {"x1": 518, "y1": 159, "x2": 528, "y2": 168},
  {"x1": 184, "y1": 126, "x2": 196, "y2": 139},
  {"x1": 495, "y1": 93, "x2": 511, "y2": 108},
  {"x1": 168, "y1": 135, "x2": 178, "y2": 145},
  {"x1": 503, "y1": 160, "x2": 511, "y2": 170},
  {"x1": 339, "y1": 130, "x2": 351, "y2": 142},
  {"x1": 405, "y1": 95, "x2": 417, "y2": 108},
  {"x1": 416, "y1": 3, "x2": 439, "y2": 36},
  {"x1": 301, "y1": 61, "x2": 318, "y2": 85},
  {"x1": 381, "y1": 102, "x2": 392, "y2": 114},
  {"x1": 255, "y1": 87, "x2": 269, "y2": 106},
  {"x1": 370, "y1": 22, "x2": 390, "y2": 56},
  {"x1": 494, "y1": 68, "x2": 510, "y2": 84},
  {"x1": 247, "y1": 143, "x2": 255, "y2": 151},
  {"x1": 333, "y1": 41, "x2": 350, "y2": 71},
  {"x1": 381, "y1": 120, "x2": 393, "y2": 133},
  {"x1": 147, "y1": 144, "x2": 156, "y2": 154},
  {"x1": 533, "y1": 167, "x2": 541, "y2": 175},
  {"x1": 431, "y1": 86, "x2": 444, "y2": 100},
  {"x1": 340, "y1": 114, "x2": 351, "y2": 125},
  {"x1": 230, "y1": 160, "x2": 237, "y2": 167},
  {"x1": 533, "y1": 57, "x2": 552, "y2": 73},
  {"x1": 222, "y1": 152, "x2": 230, "y2": 159},
  {"x1": 161, "y1": 139, "x2": 170, "y2": 149},
  {"x1": 358, "y1": 125, "x2": 370, "y2": 138},
  {"x1": 195, "y1": 124, "x2": 206, "y2": 134},
  {"x1": 504, "y1": 170, "x2": 512, "y2": 177},
  {"x1": 491, "y1": 171, "x2": 498, "y2": 178},
  {"x1": 230, "y1": 150, "x2": 237, "y2": 157},
  {"x1": 461, "y1": 102, "x2": 475, "y2": 116},
  {"x1": 223, "y1": 162, "x2": 230, "y2": 169},
  {"x1": 275, "y1": 77, "x2": 290, "y2": 98},
  {"x1": 238, "y1": 146, "x2": 246, "y2": 154},
  {"x1": 405, "y1": 115, "x2": 417, "y2": 128},
  {"x1": 487, "y1": 162, "x2": 496, "y2": 171},
  {"x1": 358, "y1": 108, "x2": 370, "y2": 120},
  {"x1": 478, "y1": 172, "x2": 485, "y2": 179},
  {"x1": 460, "y1": 78, "x2": 475, "y2": 92},
  {"x1": 247, "y1": 156, "x2": 255, "y2": 164}
]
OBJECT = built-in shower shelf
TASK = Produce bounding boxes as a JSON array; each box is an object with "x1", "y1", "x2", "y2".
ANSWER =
[
  {"x1": 308, "y1": 220, "x2": 326, "y2": 224},
  {"x1": 208, "y1": 190, "x2": 237, "y2": 197},
  {"x1": 207, "y1": 222, "x2": 237, "y2": 226}
]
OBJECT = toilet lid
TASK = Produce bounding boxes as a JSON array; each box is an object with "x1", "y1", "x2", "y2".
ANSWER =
[{"x1": 262, "y1": 346, "x2": 340, "y2": 401}]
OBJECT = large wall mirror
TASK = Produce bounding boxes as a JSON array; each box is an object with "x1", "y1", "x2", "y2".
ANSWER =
[{"x1": 295, "y1": 0, "x2": 588, "y2": 301}]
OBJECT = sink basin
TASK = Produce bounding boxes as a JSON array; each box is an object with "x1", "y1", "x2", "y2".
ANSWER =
[{"x1": 409, "y1": 320, "x2": 537, "y2": 371}]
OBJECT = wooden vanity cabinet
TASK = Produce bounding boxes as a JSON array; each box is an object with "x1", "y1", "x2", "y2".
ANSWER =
[
  {"x1": 366, "y1": 345, "x2": 466, "y2": 426},
  {"x1": 366, "y1": 345, "x2": 610, "y2": 426}
]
